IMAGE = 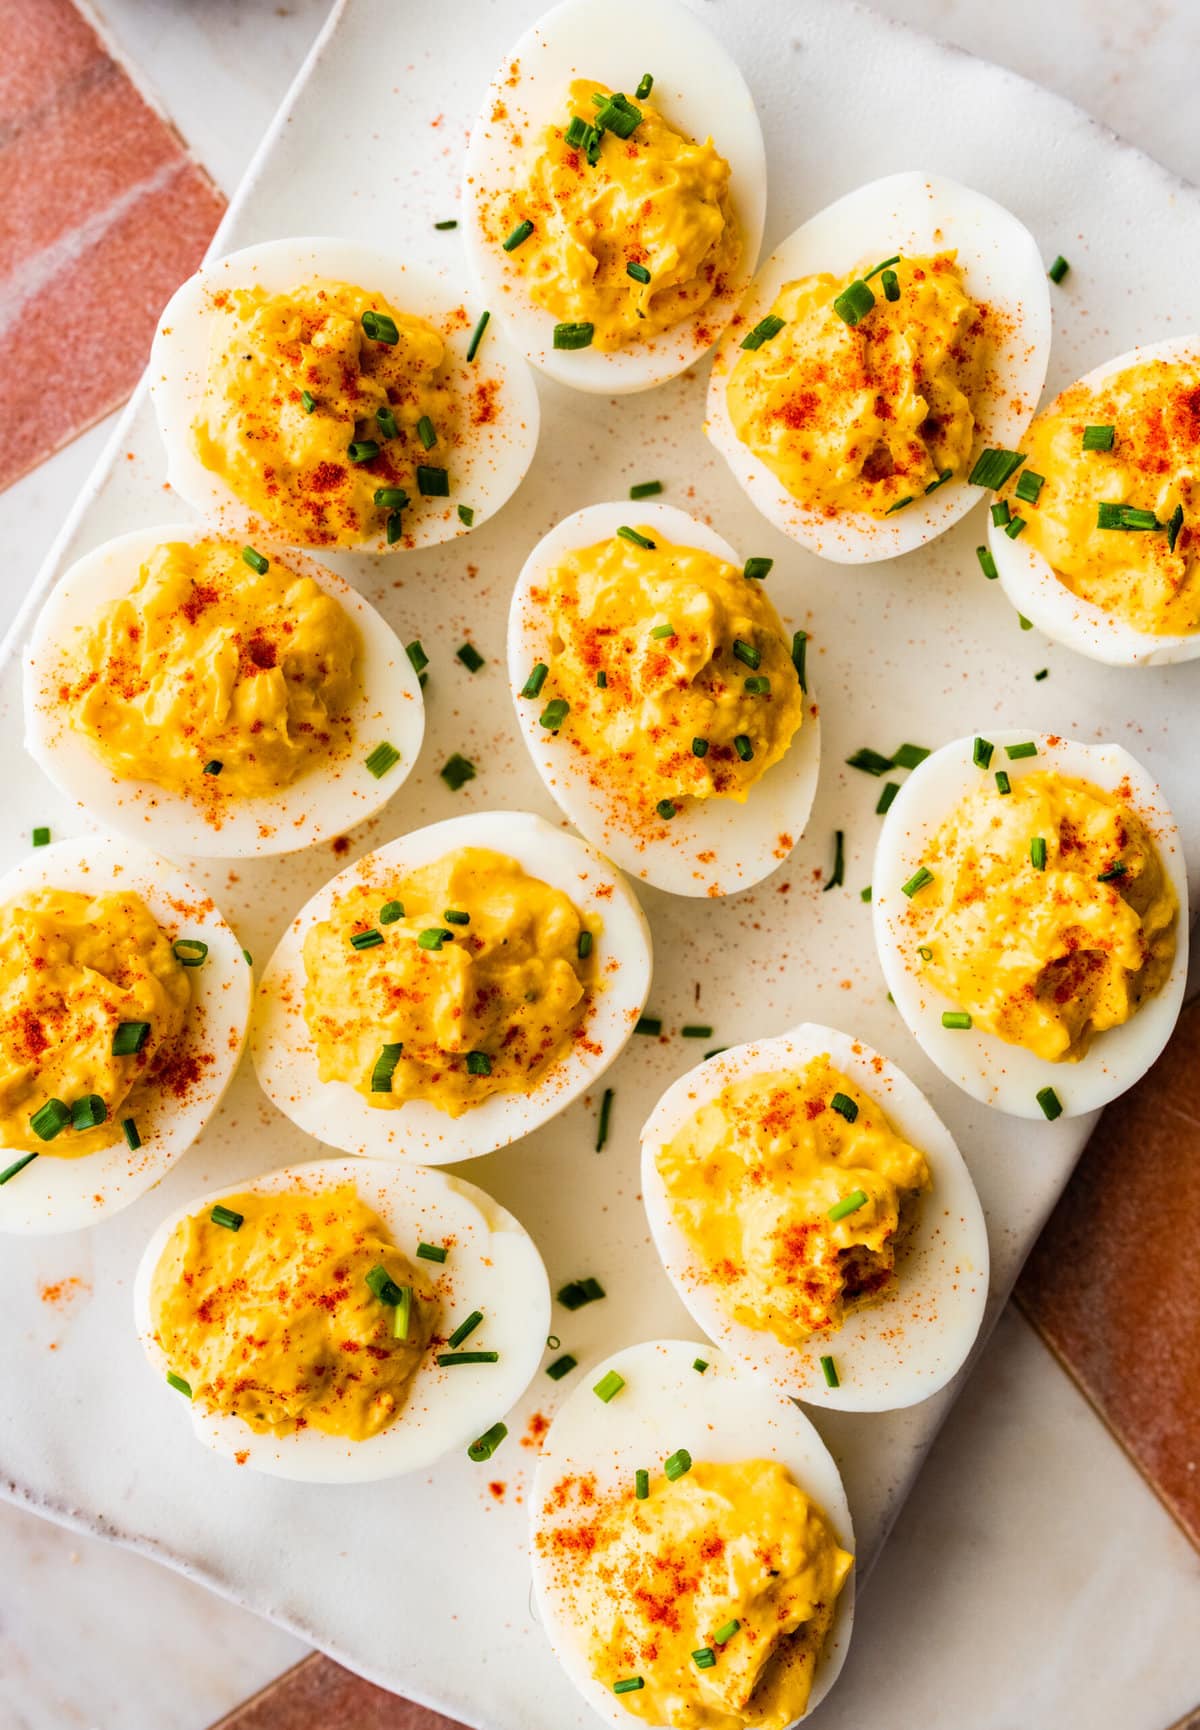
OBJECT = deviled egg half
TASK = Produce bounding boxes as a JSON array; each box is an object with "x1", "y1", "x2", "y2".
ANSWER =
[
  {"x1": 0, "y1": 837, "x2": 248, "y2": 1234},
  {"x1": 640, "y1": 1024, "x2": 988, "y2": 1412},
  {"x1": 134, "y1": 1157, "x2": 549, "y2": 1482},
  {"x1": 706, "y1": 172, "x2": 1051, "y2": 563},
  {"x1": 508, "y1": 502, "x2": 819, "y2": 896},
  {"x1": 874, "y1": 732, "x2": 1188, "y2": 1119},
  {"x1": 150, "y1": 237, "x2": 539, "y2": 553},
  {"x1": 464, "y1": 0, "x2": 765, "y2": 393},
  {"x1": 531, "y1": 1339, "x2": 855, "y2": 1729},
  {"x1": 24, "y1": 526, "x2": 424, "y2": 860},
  {"x1": 253, "y1": 810, "x2": 652, "y2": 1162},
  {"x1": 986, "y1": 335, "x2": 1200, "y2": 665}
]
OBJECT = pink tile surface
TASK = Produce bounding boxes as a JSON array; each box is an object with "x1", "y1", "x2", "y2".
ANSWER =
[{"x1": 0, "y1": 0, "x2": 225, "y2": 495}]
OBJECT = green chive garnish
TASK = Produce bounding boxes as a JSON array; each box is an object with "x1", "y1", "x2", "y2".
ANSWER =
[
  {"x1": 692, "y1": 1648, "x2": 716, "y2": 1670},
  {"x1": 1005, "y1": 515, "x2": 1027, "y2": 539},
  {"x1": 435, "y1": 218, "x2": 458, "y2": 230},
  {"x1": 417, "y1": 465, "x2": 449, "y2": 497},
  {"x1": 635, "y1": 73, "x2": 653, "y2": 99},
  {"x1": 995, "y1": 770, "x2": 1012, "y2": 794},
  {"x1": 210, "y1": 1204, "x2": 244, "y2": 1231},
  {"x1": 457, "y1": 643, "x2": 484, "y2": 673},
  {"x1": 0, "y1": 1151, "x2": 39, "y2": 1185},
  {"x1": 829, "y1": 1189, "x2": 868, "y2": 1221},
  {"x1": 1097, "y1": 863, "x2": 1128, "y2": 883},
  {"x1": 521, "y1": 661, "x2": 549, "y2": 698},
  {"x1": 376, "y1": 406, "x2": 399, "y2": 440},
  {"x1": 417, "y1": 415, "x2": 437, "y2": 450},
  {"x1": 733, "y1": 735, "x2": 753, "y2": 762},
  {"x1": 448, "y1": 1310, "x2": 484, "y2": 1349},
  {"x1": 467, "y1": 1422, "x2": 507, "y2": 1461},
  {"x1": 635, "y1": 1468, "x2": 649, "y2": 1499},
  {"x1": 1097, "y1": 502, "x2": 1159, "y2": 531},
  {"x1": 1015, "y1": 470, "x2": 1044, "y2": 505},
  {"x1": 892, "y1": 743, "x2": 930, "y2": 769},
  {"x1": 350, "y1": 929, "x2": 383, "y2": 951},
  {"x1": 365, "y1": 741, "x2": 400, "y2": 778},
  {"x1": 830, "y1": 1092, "x2": 858, "y2": 1123},
  {"x1": 1082, "y1": 424, "x2": 1115, "y2": 452},
  {"x1": 466, "y1": 310, "x2": 490, "y2": 361},
  {"x1": 466, "y1": 1051, "x2": 492, "y2": 1076},
  {"x1": 596, "y1": 1087, "x2": 614, "y2": 1152},
  {"x1": 375, "y1": 487, "x2": 409, "y2": 509},
  {"x1": 594, "y1": 1369, "x2": 625, "y2": 1402},
  {"x1": 901, "y1": 866, "x2": 932, "y2": 897},
  {"x1": 630, "y1": 479, "x2": 662, "y2": 499},
  {"x1": 973, "y1": 737, "x2": 994, "y2": 770},
  {"x1": 846, "y1": 747, "x2": 893, "y2": 776},
  {"x1": 791, "y1": 630, "x2": 808, "y2": 691},
  {"x1": 558, "y1": 1277, "x2": 605, "y2": 1310},
  {"x1": 387, "y1": 513, "x2": 403, "y2": 546},
  {"x1": 167, "y1": 1372, "x2": 192, "y2": 1399},
  {"x1": 416, "y1": 1242, "x2": 447, "y2": 1263},
  {"x1": 540, "y1": 698, "x2": 569, "y2": 730},
  {"x1": 441, "y1": 753, "x2": 476, "y2": 791},
  {"x1": 1035, "y1": 667, "x2": 1049, "y2": 680},
  {"x1": 976, "y1": 545, "x2": 999, "y2": 580},
  {"x1": 876, "y1": 781, "x2": 900, "y2": 815},
  {"x1": 202, "y1": 760, "x2": 222, "y2": 776},
  {"x1": 626, "y1": 261, "x2": 651, "y2": 285},
  {"x1": 70, "y1": 1094, "x2": 106, "y2": 1131},
  {"x1": 371, "y1": 1043, "x2": 404, "y2": 1092},
  {"x1": 693, "y1": 1358, "x2": 708, "y2": 1373},
  {"x1": 394, "y1": 1286, "x2": 413, "y2": 1340},
  {"x1": 417, "y1": 928, "x2": 452, "y2": 950},
  {"x1": 242, "y1": 546, "x2": 269, "y2": 575},
  {"x1": 613, "y1": 1680, "x2": 644, "y2": 1696},
  {"x1": 917, "y1": 945, "x2": 933, "y2": 961},
  {"x1": 1048, "y1": 255, "x2": 1070, "y2": 284},
  {"x1": 860, "y1": 886, "x2": 872, "y2": 902},
  {"x1": 347, "y1": 440, "x2": 380, "y2": 465},
  {"x1": 617, "y1": 525, "x2": 655, "y2": 549},
  {"x1": 740, "y1": 313, "x2": 784, "y2": 351},
  {"x1": 992, "y1": 501, "x2": 1011, "y2": 527},
  {"x1": 820, "y1": 1355, "x2": 839, "y2": 1387},
  {"x1": 742, "y1": 557, "x2": 773, "y2": 581},
  {"x1": 743, "y1": 675, "x2": 770, "y2": 695},
  {"x1": 362, "y1": 309, "x2": 399, "y2": 344},
  {"x1": 942, "y1": 1011, "x2": 973, "y2": 1030},
  {"x1": 123, "y1": 1117, "x2": 140, "y2": 1150},
  {"x1": 1031, "y1": 836, "x2": 1047, "y2": 871},
  {"x1": 969, "y1": 448, "x2": 1026, "y2": 490},
  {"x1": 1006, "y1": 741, "x2": 1038, "y2": 759},
  {"x1": 112, "y1": 1021, "x2": 150, "y2": 1056},
  {"x1": 554, "y1": 321, "x2": 595, "y2": 350},
  {"x1": 1037, "y1": 1086, "x2": 1063, "y2": 1120},
  {"x1": 301, "y1": 390, "x2": 317, "y2": 413},
  {"x1": 635, "y1": 1015, "x2": 662, "y2": 1036},
  {"x1": 503, "y1": 219, "x2": 534, "y2": 252},
  {"x1": 713, "y1": 1619, "x2": 740, "y2": 1645},
  {"x1": 881, "y1": 268, "x2": 900, "y2": 301},
  {"x1": 1167, "y1": 504, "x2": 1184, "y2": 553},
  {"x1": 437, "y1": 1350, "x2": 500, "y2": 1366},
  {"x1": 691, "y1": 737, "x2": 709, "y2": 758},
  {"x1": 650, "y1": 623, "x2": 676, "y2": 639},
  {"x1": 577, "y1": 929, "x2": 593, "y2": 960},
  {"x1": 547, "y1": 1354, "x2": 577, "y2": 1380},
  {"x1": 681, "y1": 1025, "x2": 713, "y2": 1039},
  {"x1": 595, "y1": 667, "x2": 608, "y2": 685},
  {"x1": 822, "y1": 829, "x2": 844, "y2": 893},
  {"x1": 885, "y1": 495, "x2": 914, "y2": 515},
  {"x1": 443, "y1": 910, "x2": 470, "y2": 926},
  {"x1": 664, "y1": 1448, "x2": 692, "y2": 1480},
  {"x1": 833, "y1": 278, "x2": 875, "y2": 326},
  {"x1": 457, "y1": 503, "x2": 475, "y2": 526},
  {"x1": 380, "y1": 900, "x2": 405, "y2": 924},
  {"x1": 31, "y1": 826, "x2": 50, "y2": 847},
  {"x1": 172, "y1": 939, "x2": 208, "y2": 967}
]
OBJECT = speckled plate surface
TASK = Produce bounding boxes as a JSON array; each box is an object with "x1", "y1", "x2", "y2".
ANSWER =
[{"x1": 0, "y1": 1, "x2": 1197, "y2": 1726}]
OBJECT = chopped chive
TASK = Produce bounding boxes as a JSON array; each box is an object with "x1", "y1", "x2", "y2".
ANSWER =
[
  {"x1": 417, "y1": 415, "x2": 437, "y2": 450},
  {"x1": 1037, "y1": 1086, "x2": 1064, "y2": 1120},
  {"x1": 417, "y1": 465, "x2": 449, "y2": 497},
  {"x1": 705, "y1": 1048, "x2": 727, "y2": 1060},
  {"x1": 1035, "y1": 667, "x2": 1049, "y2": 680},
  {"x1": 617, "y1": 525, "x2": 655, "y2": 549},
  {"x1": 743, "y1": 675, "x2": 770, "y2": 695},
  {"x1": 347, "y1": 440, "x2": 380, "y2": 465},
  {"x1": 626, "y1": 260, "x2": 651, "y2": 285},
  {"x1": 122, "y1": 1117, "x2": 140, "y2": 1151},
  {"x1": 846, "y1": 747, "x2": 893, "y2": 776},
  {"x1": 172, "y1": 939, "x2": 208, "y2": 967},
  {"x1": 613, "y1": 1680, "x2": 644, "y2": 1696},
  {"x1": 466, "y1": 1051, "x2": 492, "y2": 1076},
  {"x1": 558, "y1": 1277, "x2": 605, "y2": 1310},
  {"x1": 822, "y1": 829, "x2": 845, "y2": 893},
  {"x1": 112, "y1": 1021, "x2": 150, "y2": 1056},
  {"x1": 502, "y1": 218, "x2": 534, "y2": 252},
  {"x1": 457, "y1": 503, "x2": 475, "y2": 527},
  {"x1": 1005, "y1": 515, "x2": 1027, "y2": 539},
  {"x1": 379, "y1": 900, "x2": 405, "y2": 924},
  {"x1": 1097, "y1": 502, "x2": 1160, "y2": 531},
  {"x1": 1031, "y1": 836, "x2": 1047, "y2": 871},
  {"x1": 365, "y1": 741, "x2": 401, "y2": 778},
  {"x1": 376, "y1": 405, "x2": 399, "y2": 440},
  {"x1": 693, "y1": 1358, "x2": 708, "y2": 1373},
  {"x1": 1048, "y1": 255, "x2": 1070, "y2": 284},
  {"x1": 691, "y1": 736, "x2": 709, "y2": 758},
  {"x1": 416, "y1": 1242, "x2": 447, "y2": 1263},
  {"x1": 976, "y1": 545, "x2": 999, "y2": 580},
  {"x1": 242, "y1": 950, "x2": 252, "y2": 967},
  {"x1": 863, "y1": 255, "x2": 901, "y2": 281},
  {"x1": 467, "y1": 1421, "x2": 507, "y2": 1462},
  {"x1": 1015, "y1": 470, "x2": 1045, "y2": 505},
  {"x1": 820, "y1": 1354, "x2": 839, "y2": 1388},
  {"x1": 350, "y1": 929, "x2": 384, "y2": 951},
  {"x1": 547, "y1": 1354, "x2": 577, "y2": 1380},
  {"x1": 881, "y1": 268, "x2": 900, "y2": 301},
  {"x1": 301, "y1": 390, "x2": 317, "y2": 413},
  {"x1": 681, "y1": 1025, "x2": 713, "y2": 1039},
  {"x1": 553, "y1": 321, "x2": 595, "y2": 350},
  {"x1": 713, "y1": 1619, "x2": 741, "y2": 1646},
  {"x1": 635, "y1": 1015, "x2": 662, "y2": 1036},
  {"x1": 594, "y1": 1369, "x2": 625, "y2": 1403},
  {"x1": 892, "y1": 743, "x2": 930, "y2": 769},
  {"x1": 0, "y1": 1151, "x2": 39, "y2": 1185},
  {"x1": 630, "y1": 480, "x2": 662, "y2": 499},
  {"x1": 973, "y1": 737, "x2": 994, "y2": 769},
  {"x1": 740, "y1": 313, "x2": 785, "y2": 351},
  {"x1": 371, "y1": 1042, "x2": 404, "y2": 1092},
  {"x1": 241, "y1": 545, "x2": 269, "y2": 575},
  {"x1": 1167, "y1": 504, "x2": 1185, "y2": 553},
  {"x1": 594, "y1": 92, "x2": 643, "y2": 138},
  {"x1": 995, "y1": 770, "x2": 1012, "y2": 794},
  {"x1": 942, "y1": 1011, "x2": 973, "y2": 1030},
  {"x1": 375, "y1": 486, "x2": 409, "y2": 509},
  {"x1": 833, "y1": 278, "x2": 875, "y2": 326},
  {"x1": 456, "y1": 642, "x2": 485, "y2": 673},
  {"x1": 444, "y1": 909, "x2": 470, "y2": 925},
  {"x1": 1019, "y1": 615, "x2": 1033, "y2": 631},
  {"x1": 635, "y1": 73, "x2": 653, "y2": 99},
  {"x1": 31, "y1": 826, "x2": 50, "y2": 847},
  {"x1": 521, "y1": 661, "x2": 549, "y2": 698},
  {"x1": 917, "y1": 945, "x2": 933, "y2": 961},
  {"x1": 830, "y1": 1092, "x2": 858, "y2": 1122},
  {"x1": 876, "y1": 781, "x2": 900, "y2": 815},
  {"x1": 743, "y1": 557, "x2": 773, "y2": 581},
  {"x1": 393, "y1": 1285, "x2": 413, "y2": 1340},
  {"x1": 969, "y1": 448, "x2": 1026, "y2": 490},
  {"x1": 417, "y1": 927, "x2": 452, "y2": 951},
  {"x1": 539, "y1": 698, "x2": 569, "y2": 730},
  {"x1": 692, "y1": 1648, "x2": 716, "y2": 1670},
  {"x1": 362, "y1": 309, "x2": 399, "y2": 344},
  {"x1": 664, "y1": 1448, "x2": 691, "y2": 1480},
  {"x1": 885, "y1": 495, "x2": 914, "y2": 515},
  {"x1": 828, "y1": 1189, "x2": 868, "y2": 1221},
  {"x1": 577, "y1": 929, "x2": 593, "y2": 960},
  {"x1": 925, "y1": 469, "x2": 953, "y2": 495},
  {"x1": 860, "y1": 885, "x2": 872, "y2": 902},
  {"x1": 205, "y1": 1203, "x2": 244, "y2": 1234},
  {"x1": 466, "y1": 309, "x2": 490, "y2": 361},
  {"x1": 435, "y1": 218, "x2": 458, "y2": 230},
  {"x1": 166, "y1": 1371, "x2": 192, "y2": 1399},
  {"x1": 791, "y1": 630, "x2": 808, "y2": 691},
  {"x1": 448, "y1": 1310, "x2": 484, "y2": 1349},
  {"x1": 437, "y1": 1350, "x2": 500, "y2": 1366},
  {"x1": 202, "y1": 760, "x2": 222, "y2": 776},
  {"x1": 650, "y1": 623, "x2": 676, "y2": 639},
  {"x1": 441, "y1": 753, "x2": 476, "y2": 791},
  {"x1": 992, "y1": 501, "x2": 1011, "y2": 527},
  {"x1": 546, "y1": 1335, "x2": 560, "y2": 1350},
  {"x1": 596, "y1": 1087, "x2": 614, "y2": 1151},
  {"x1": 405, "y1": 638, "x2": 427, "y2": 676},
  {"x1": 1006, "y1": 741, "x2": 1038, "y2": 759},
  {"x1": 901, "y1": 866, "x2": 932, "y2": 898},
  {"x1": 1097, "y1": 862, "x2": 1128, "y2": 883},
  {"x1": 1082, "y1": 424, "x2": 1115, "y2": 453},
  {"x1": 733, "y1": 735, "x2": 753, "y2": 762},
  {"x1": 635, "y1": 1468, "x2": 650, "y2": 1499}
]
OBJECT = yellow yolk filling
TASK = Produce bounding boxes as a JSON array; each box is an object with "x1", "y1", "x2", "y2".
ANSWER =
[
  {"x1": 302, "y1": 846, "x2": 597, "y2": 1117},
  {"x1": 65, "y1": 538, "x2": 359, "y2": 801},
  {"x1": 727, "y1": 253, "x2": 990, "y2": 517},
  {"x1": 656, "y1": 1057, "x2": 930, "y2": 1345},
  {"x1": 537, "y1": 1459, "x2": 852, "y2": 1730},
  {"x1": 0, "y1": 889, "x2": 189, "y2": 1157},
  {"x1": 1005, "y1": 356, "x2": 1200, "y2": 636},
  {"x1": 497, "y1": 78, "x2": 739, "y2": 351},
  {"x1": 193, "y1": 279, "x2": 452, "y2": 546},
  {"x1": 909, "y1": 769, "x2": 1178, "y2": 1061},
  {"x1": 538, "y1": 534, "x2": 804, "y2": 815},
  {"x1": 150, "y1": 1184, "x2": 435, "y2": 1440}
]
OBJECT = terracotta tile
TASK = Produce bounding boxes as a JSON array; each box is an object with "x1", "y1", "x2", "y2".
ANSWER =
[
  {"x1": 209, "y1": 1654, "x2": 466, "y2": 1730},
  {"x1": 0, "y1": 0, "x2": 224, "y2": 495},
  {"x1": 1015, "y1": 998, "x2": 1200, "y2": 1553}
]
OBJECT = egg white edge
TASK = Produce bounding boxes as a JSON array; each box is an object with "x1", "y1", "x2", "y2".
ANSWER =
[
  {"x1": 148, "y1": 236, "x2": 541, "y2": 553},
  {"x1": 132, "y1": 1155, "x2": 550, "y2": 1483},
  {"x1": 873, "y1": 731, "x2": 1190, "y2": 1118},
  {"x1": 462, "y1": 0, "x2": 767, "y2": 395},
  {"x1": 250, "y1": 808, "x2": 654, "y2": 1162},
  {"x1": 987, "y1": 333, "x2": 1200, "y2": 666},
  {"x1": 529, "y1": 1337, "x2": 856, "y2": 1728},
  {"x1": 21, "y1": 523, "x2": 426, "y2": 861},
  {"x1": 506, "y1": 500, "x2": 821, "y2": 897},
  {"x1": 704, "y1": 170, "x2": 1052, "y2": 564},
  {"x1": 0, "y1": 836, "x2": 250, "y2": 1235}
]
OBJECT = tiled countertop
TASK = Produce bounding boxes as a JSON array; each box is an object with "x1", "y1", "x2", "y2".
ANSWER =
[{"x1": 1, "y1": 3, "x2": 1198, "y2": 1728}]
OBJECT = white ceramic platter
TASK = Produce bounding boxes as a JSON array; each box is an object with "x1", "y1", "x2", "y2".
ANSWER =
[{"x1": 0, "y1": 2, "x2": 1197, "y2": 1727}]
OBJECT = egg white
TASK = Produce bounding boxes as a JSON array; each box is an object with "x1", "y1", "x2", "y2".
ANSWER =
[
  {"x1": 874, "y1": 732, "x2": 1189, "y2": 1118},
  {"x1": 530, "y1": 1337, "x2": 856, "y2": 1727},
  {"x1": 22, "y1": 525, "x2": 424, "y2": 861},
  {"x1": 0, "y1": 836, "x2": 249, "y2": 1235},
  {"x1": 149, "y1": 236, "x2": 540, "y2": 552},
  {"x1": 507, "y1": 502, "x2": 820, "y2": 897},
  {"x1": 251, "y1": 809, "x2": 653, "y2": 1162},
  {"x1": 988, "y1": 335, "x2": 1200, "y2": 666},
  {"x1": 640, "y1": 1023, "x2": 988, "y2": 1413},
  {"x1": 463, "y1": 0, "x2": 766, "y2": 395},
  {"x1": 133, "y1": 1156, "x2": 550, "y2": 1483},
  {"x1": 705, "y1": 172, "x2": 1052, "y2": 563}
]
